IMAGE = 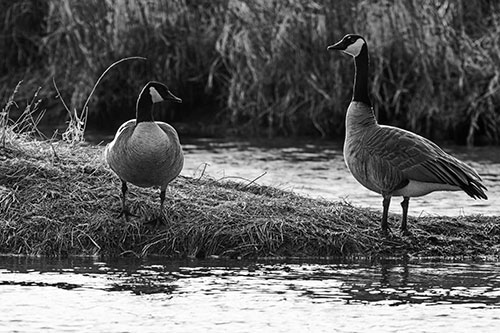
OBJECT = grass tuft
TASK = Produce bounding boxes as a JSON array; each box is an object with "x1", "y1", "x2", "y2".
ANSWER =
[
  {"x1": 53, "y1": 56, "x2": 147, "y2": 144},
  {"x1": 0, "y1": 82, "x2": 45, "y2": 147}
]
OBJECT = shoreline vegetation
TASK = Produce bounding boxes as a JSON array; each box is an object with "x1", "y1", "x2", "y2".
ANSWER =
[
  {"x1": 2, "y1": 0, "x2": 500, "y2": 145},
  {"x1": 1, "y1": 1, "x2": 499, "y2": 259},
  {"x1": 1, "y1": 129, "x2": 499, "y2": 258}
]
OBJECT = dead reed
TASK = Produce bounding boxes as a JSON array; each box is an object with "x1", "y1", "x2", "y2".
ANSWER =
[{"x1": 1, "y1": 0, "x2": 499, "y2": 144}]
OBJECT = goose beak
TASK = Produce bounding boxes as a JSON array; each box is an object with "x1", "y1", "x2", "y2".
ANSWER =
[
  {"x1": 167, "y1": 91, "x2": 182, "y2": 103},
  {"x1": 327, "y1": 40, "x2": 345, "y2": 51}
]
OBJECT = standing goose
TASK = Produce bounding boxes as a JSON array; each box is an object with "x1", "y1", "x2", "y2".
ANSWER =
[
  {"x1": 327, "y1": 34, "x2": 487, "y2": 235},
  {"x1": 105, "y1": 81, "x2": 183, "y2": 222}
]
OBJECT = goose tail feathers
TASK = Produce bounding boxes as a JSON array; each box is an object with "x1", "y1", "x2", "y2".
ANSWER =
[
  {"x1": 446, "y1": 159, "x2": 488, "y2": 200},
  {"x1": 461, "y1": 178, "x2": 488, "y2": 200}
]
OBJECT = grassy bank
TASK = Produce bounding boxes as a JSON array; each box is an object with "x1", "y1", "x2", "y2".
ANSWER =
[
  {"x1": 2, "y1": 0, "x2": 499, "y2": 144},
  {"x1": 0, "y1": 131, "x2": 499, "y2": 258}
]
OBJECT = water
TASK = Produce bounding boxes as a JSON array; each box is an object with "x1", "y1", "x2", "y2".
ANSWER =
[
  {"x1": 36, "y1": 136, "x2": 494, "y2": 331},
  {"x1": 1, "y1": 256, "x2": 499, "y2": 332},
  {"x1": 87, "y1": 134, "x2": 498, "y2": 216},
  {"x1": 178, "y1": 138, "x2": 499, "y2": 217}
]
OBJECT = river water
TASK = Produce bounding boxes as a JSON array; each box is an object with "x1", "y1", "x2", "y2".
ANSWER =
[
  {"x1": 1, "y1": 256, "x2": 499, "y2": 332},
  {"x1": 7, "y1": 136, "x2": 493, "y2": 332},
  {"x1": 178, "y1": 138, "x2": 499, "y2": 217}
]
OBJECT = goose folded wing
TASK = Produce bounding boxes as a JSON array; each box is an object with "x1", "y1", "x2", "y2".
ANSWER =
[{"x1": 366, "y1": 126, "x2": 487, "y2": 199}]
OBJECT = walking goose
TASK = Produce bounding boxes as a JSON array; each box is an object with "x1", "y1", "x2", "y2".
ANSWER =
[
  {"x1": 327, "y1": 34, "x2": 487, "y2": 235},
  {"x1": 105, "y1": 81, "x2": 184, "y2": 222}
]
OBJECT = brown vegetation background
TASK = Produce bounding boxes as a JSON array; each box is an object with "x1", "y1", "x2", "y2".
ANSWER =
[{"x1": 1, "y1": 0, "x2": 499, "y2": 145}]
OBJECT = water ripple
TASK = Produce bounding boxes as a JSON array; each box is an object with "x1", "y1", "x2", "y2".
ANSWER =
[{"x1": 1, "y1": 257, "x2": 500, "y2": 332}]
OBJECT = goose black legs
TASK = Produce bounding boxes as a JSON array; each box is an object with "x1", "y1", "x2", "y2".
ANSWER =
[
  {"x1": 118, "y1": 180, "x2": 137, "y2": 220},
  {"x1": 160, "y1": 189, "x2": 166, "y2": 212},
  {"x1": 157, "y1": 187, "x2": 168, "y2": 223},
  {"x1": 400, "y1": 197, "x2": 410, "y2": 235},
  {"x1": 381, "y1": 195, "x2": 391, "y2": 234},
  {"x1": 117, "y1": 180, "x2": 167, "y2": 225},
  {"x1": 121, "y1": 179, "x2": 127, "y2": 203},
  {"x1": 381, "y1": 195, "x2": 411, "y2": 236},
  {"x1": 143, "y1": 188, "x2": 168, "y2": 226}
]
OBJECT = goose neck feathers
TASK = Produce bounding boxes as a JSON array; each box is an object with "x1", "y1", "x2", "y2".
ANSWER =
[
  {"x1": 352, "y1": 44, "x2": 371, "y2": 106},
  {"x1": 136, "y1": 94, "x2": 155, "y2": 123},
  {"x1": 346, "y1": 102, "x2": 377, "y2": 130},
  {"x1": 328, "y1": 34, "x2": 371, "y2": 106}
]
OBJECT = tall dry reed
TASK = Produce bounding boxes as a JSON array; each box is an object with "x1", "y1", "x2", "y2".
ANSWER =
[{"x1": 1, "y1": 0, "x2": 499, "y2": 145}]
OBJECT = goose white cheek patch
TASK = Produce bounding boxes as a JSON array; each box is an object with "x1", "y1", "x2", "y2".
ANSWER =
[
  {"x1": 343, "y1": 38, "x2": 365, "y2": 57},
  {"x1": 150, "y1": 87, "x2": 164, "y2": 103}
]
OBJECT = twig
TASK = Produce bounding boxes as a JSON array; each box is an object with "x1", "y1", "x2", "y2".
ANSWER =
[
  {"x1": 243, "y1": 171, "x2": 267, "y2": 188},
  {"x1": 217, "y1": 171, "x2": 267, "y2": 188},
  {"x1": 52, "y1": 78, "x2": 71, "y2": 114},
  {"x1": 119, "y1": 250, "x2": 141, "y2": 258},
  {"x1": 79, "y1": 56, "x2": 147, "y2": 131},
  {"x1": 50, "y1": 143, "x2": 60, "y2": 163},
  {"x1": 83, "y1": 232, "x2": 101, "y2": 251},
  {"x1": 0, "y1": 81, "x2": 22, "y2": 147},
  {"x1": 196, "y1": 162, "x2": 209, "y2": 180},
  {"x1": 54, "y1": 56, "x2": 147, "y2": 144}
]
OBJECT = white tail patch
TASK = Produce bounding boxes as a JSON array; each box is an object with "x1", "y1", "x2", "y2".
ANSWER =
[
  {"x1": 392, "y1": 180, "x2": 460, "y2": 197},
  {"x1": 343, "y1": 38, "x2": 365, "y2": 57},
  {"x1": 149, "y1": 87, "x2": 164, "y2": 103}
]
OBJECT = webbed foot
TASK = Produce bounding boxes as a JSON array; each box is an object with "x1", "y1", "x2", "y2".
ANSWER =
[
  {"x1": 400, "y1": 228, "x2": 412, "y2": 237},
  {"x1": 381, "y1": 225, "x2": 394, "y2": 237}
]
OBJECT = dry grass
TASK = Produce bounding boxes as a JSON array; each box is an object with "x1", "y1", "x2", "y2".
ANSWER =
[
  {"x1": 1, "y1": 0, "x2": 499, "y2": 144},
  {"x1": 52, "y1": 56, "x2": 147, "y2": 144},
  {"x1": 1, "y1": 83, "x2": 499, "y2": 259},
  {"x1": 0, "y1": 82, "x2": 45, "y2": 147},
  {"x1": 0, "y1": 131, "x2": 499, "y2": 258}
]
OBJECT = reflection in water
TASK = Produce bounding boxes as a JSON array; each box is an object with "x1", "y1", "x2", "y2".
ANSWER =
[{"x1": 1, "y1": 256, "x2": 499, "y2": 332}]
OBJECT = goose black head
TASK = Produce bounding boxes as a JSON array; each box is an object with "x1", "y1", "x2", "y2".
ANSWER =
[
  {"x1": 327, "y1": 34, "x2": 366, "y2": 57},
  {"x1": 136, "y1": 81, "x2": 182, "y2": 123},
  {"x1": 141, "y1": 81, "x2": 182, "y2": 104}
]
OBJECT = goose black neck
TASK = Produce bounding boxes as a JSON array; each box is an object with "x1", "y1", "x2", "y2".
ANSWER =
[
  {"x1": 136, "y1": 93, "x2": 154, "y2": 123},
  {"x1": 353, "y1": 44, "x2": 371, "y2": 106}
]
